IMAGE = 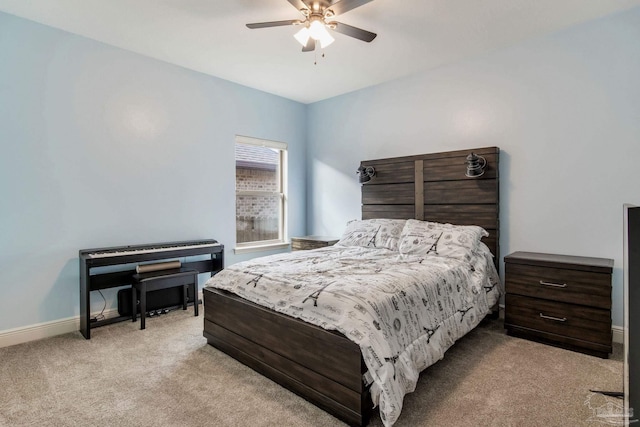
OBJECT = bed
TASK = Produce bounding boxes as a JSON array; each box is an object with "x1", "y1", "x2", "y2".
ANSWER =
[{"x1": 203, "y1": 147, "x2": 500, "y2": 426}]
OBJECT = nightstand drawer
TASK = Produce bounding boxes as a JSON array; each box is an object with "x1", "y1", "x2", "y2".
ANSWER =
[
  {"x1": 505, "y1": 294, "x2": 611, "y2": 346},
  {"x1": 505, "y1": 263, "x2": 611, "y2": 309}
]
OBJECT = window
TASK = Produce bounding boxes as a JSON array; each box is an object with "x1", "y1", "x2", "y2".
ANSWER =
[{"x1": 235, "y1": 135, "x2": 288, "y2": 252}]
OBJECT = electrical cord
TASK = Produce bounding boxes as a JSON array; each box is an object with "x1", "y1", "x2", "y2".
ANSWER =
[{"x1": 90, "y1": 290, "x2": 107, "y2": 322}]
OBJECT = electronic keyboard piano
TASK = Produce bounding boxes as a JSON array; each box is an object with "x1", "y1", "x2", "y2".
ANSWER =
[{"x1": 79, "y1": 239, "x2": 224, "y2": 339}]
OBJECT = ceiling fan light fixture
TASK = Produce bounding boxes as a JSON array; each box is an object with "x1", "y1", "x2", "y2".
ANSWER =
[
  {"x1": 308, "y1": 19, "x2": 326, "y2": 39},
  {"x1": 294, "y1": 27, "x2": 311, "y2": 47},
  {"x1": 319, "y1": 31, "x2": 334, "y2": 48},
  {"x1": 308, "y1": 18, "x2": 334, "y2": 48}
]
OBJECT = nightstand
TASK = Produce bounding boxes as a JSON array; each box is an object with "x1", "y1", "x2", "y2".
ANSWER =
[
  {"x1": 504, "y1": 251, "x2": 613, "y2": 358},
  {"x1": 291, "y1": 236, "x2": 339, "y2": 251}
]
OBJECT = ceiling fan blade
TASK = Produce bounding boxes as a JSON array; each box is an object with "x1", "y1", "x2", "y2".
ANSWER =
[
  {"x1": 330, "y1": 21, "x2": 377, "y2": 42},
  {"x1": 286, "y1": 0, "x2": 310, "y2": 12},
  {"x1": 246, "y1": 20, "x2": 300, "y2": 29},
  {"x1": 302, "y1": 38, "x2": 316, "y2": 52},
  {"x1": 327, "y1": 0, "x2": 374, "y2": 16}
]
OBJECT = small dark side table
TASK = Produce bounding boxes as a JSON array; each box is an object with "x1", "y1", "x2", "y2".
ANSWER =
[
  {"x1": 291, "y1": 236, "x2": 339, "y2": 251},
  {"x1": 131, "y1": 268, "x2": 199, "y2": 330}
]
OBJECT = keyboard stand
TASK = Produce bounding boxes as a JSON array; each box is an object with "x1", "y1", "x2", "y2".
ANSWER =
[{"x1": 79, "y1": 240, "x2": 223, "y2": 339}]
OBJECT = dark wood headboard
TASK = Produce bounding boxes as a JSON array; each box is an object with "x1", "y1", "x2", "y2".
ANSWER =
[{"x1": 360, "y1": 146, "x2": 500, "y2": 266}]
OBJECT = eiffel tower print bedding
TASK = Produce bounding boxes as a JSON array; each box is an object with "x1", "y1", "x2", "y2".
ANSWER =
[{"x1": 205, "y1": 235, "x2": 500, "y2": 426}]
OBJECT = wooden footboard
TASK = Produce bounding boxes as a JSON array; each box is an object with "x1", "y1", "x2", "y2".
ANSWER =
[{"x1": 203, "y1": 287, "x2": 373, "y2": 426}]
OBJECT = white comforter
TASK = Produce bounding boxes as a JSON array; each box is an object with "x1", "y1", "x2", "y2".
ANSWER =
[{"x1": 204, "y1": 245, "x2": 501, "y2": 426}]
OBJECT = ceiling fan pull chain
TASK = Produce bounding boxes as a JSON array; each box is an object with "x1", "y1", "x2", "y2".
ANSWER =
[{"x1": 313, "y1": 50, "x2": 326, "y2": 65}]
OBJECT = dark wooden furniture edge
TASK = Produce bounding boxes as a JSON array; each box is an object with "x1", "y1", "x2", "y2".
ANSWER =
[
  {"x1": 505, "y1": 323, "x2": 611, "y2": 359},
  {"x1": 292, "y1": 235, "x2": 340, "y2": 243},
  {"x1": 361, "y1": 146, "x2": 500, "y2": 164},
  {"x1": 504, "y1": 251, "x2": 614, "y2": 274}
]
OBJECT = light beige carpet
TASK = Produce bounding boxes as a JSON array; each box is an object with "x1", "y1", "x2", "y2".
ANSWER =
[{"x1": 0, "y1": 309, "x2": 622, "y2": 427}]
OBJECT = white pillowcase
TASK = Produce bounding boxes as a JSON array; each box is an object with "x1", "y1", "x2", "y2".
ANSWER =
[
  {"x1": 336, "y1": 221, "x2": 380, "y2": 248},
  {"x1": 337, "y1": 219, "x2": 407, "y2": 251},
  {"x1": 398, "y1": 219, "x2": 488, "y2": 262}
]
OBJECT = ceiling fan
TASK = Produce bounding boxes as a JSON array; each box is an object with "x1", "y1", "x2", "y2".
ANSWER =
[{"x1": 246, "y1": 0, "x2": 377, "y2": 52}]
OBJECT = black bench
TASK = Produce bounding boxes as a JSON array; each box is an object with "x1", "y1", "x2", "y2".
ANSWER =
[{"x1": 131, "y1": 268, "x2": 199, "y2": 330}]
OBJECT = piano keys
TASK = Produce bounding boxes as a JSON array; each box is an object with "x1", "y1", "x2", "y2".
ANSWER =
[{"x1": 79, "y1": 239, "x2": 224, "y2": 339}]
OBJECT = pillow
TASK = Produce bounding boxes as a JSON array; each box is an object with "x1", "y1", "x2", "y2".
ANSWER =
[
  {"x1": 364, "y1": 218, "x2": 407, "y2": 251},
  {"x1": 398, "y1": 219, "x2": 488, "y2": 262},
  {"x1": 336, "y1": 219, "x2": 407, "y2": 250},
  {"x1": 336, "y1": 220, "x2": 380, "y2": 248}
]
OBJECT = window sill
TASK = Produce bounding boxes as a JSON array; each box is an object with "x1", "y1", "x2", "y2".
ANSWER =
[{"x1": 234, "y1": 242, "x2": 291, "y2": 255}]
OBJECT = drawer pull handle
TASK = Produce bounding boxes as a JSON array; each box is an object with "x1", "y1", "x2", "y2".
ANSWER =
[
  {"x1": 539, "y1": 313, "x2": 567, "y2": 322},
  {"x1": 539, "y1": 280, "x2": 567, "y2": 288}
]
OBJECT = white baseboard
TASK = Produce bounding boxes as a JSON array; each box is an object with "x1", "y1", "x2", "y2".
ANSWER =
[
  {"x1": 0, "y1": 308, "x2": 119, "y2": 349},
  {"x1": 612, "y1": 325, "x2": 624, "y2": 344}
]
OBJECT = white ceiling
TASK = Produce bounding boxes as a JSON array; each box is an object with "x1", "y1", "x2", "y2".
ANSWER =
[{"x1": 1, "y1": 0, "x2": 639, "y2": 104}]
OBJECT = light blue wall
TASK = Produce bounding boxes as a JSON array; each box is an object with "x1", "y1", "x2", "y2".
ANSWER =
[
  {"x1": 306, "y1": 7, "x2": 640, "y2": 328},
  {"x1": 3, "y1": 7, "x2": 639, "y2": 334},
  {"x1": 0, "y1": 12, "x2": 307, "y2": 331}
]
